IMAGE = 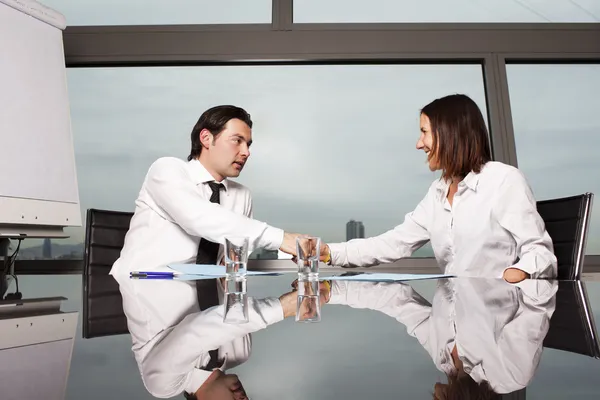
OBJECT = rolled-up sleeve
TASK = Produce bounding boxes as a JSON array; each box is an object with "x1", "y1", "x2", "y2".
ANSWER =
[{"x1": 493, "y1": 169, "x2": 558, "y2": 279}]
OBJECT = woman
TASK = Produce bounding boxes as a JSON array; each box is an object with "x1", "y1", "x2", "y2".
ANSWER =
[
  {"x1": 322, "y1": 94, "x2": 557, "y2": 282},
  {"x1": 318, "y1": 277, "x2": 558, "y2": 397}
]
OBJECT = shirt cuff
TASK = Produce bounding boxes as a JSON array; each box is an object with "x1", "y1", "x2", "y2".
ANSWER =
[
  {"x1": 261, "y1": 227, "x2": 284, "y2": 251},
  {"x1": 184, "y1": 368, "x2": 215, "y2": 396},
  {"x1": 327, "y1": 243, "x2": 345, "y2": 266}
]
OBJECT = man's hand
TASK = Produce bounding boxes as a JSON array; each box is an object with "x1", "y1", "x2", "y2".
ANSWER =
[
  {"x1": 194, "y1": 370, "x2": 248, "y2": 400},
  {"x1": 279, "y1": 281, "x2": 332, "y2": 319},
  {"x1": 291, "y1": 280, "x2": 332, "y2": 305},
  {"x1": 222, "y1": 374, "x2": 248, "y2": 400},
  {"x1": 290, "y1": 242, "x2": 332, "y2": 264},
  {"x1": 503, "y1": 268, "x2": 530, "y2": 283},
  {"x1": 279, "y1": 290, "x2": 298, "y2": 319},
  {"x1": 279, "y1": 232, "x2": 304, "y2": 256}
]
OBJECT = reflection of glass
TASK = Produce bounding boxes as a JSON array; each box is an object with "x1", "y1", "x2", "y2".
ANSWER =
[
  {"x1": 224, "y1": 237, "x2": 249, "y2": 324},
  {"x1": 296, "y1": 236, "x2": 321, "y2": 323}
]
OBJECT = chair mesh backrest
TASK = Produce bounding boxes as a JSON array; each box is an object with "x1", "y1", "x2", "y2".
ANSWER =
[
  {"x1": 82, "y1": 208, "x2": 133, "y2": 338},
  {"x1": 536, "y1": 193, "x2": 593, "y2": 280},
  {"x1": 543, "y1": 281, "x2": 600, "y2": 358}
]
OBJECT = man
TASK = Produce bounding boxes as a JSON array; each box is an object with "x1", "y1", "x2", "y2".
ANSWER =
[
  {"x1": 109, "y1": 105, "x2": 302, "y2": 397},
  {"x1": 111, "y1": 274, "x2": 304, "y2": 399}
]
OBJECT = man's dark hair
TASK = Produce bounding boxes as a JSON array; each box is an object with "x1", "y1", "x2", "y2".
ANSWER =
[
  {"x1": 188, "y1": 105, "x2": 253, "y2": 161},
  {"x1": 421, "y1": 94, "x2": 492, "y2": 181}
]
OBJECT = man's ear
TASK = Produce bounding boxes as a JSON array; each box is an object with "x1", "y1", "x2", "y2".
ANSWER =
[{"x1": 199, "y1": 128, "x2": 213, "y2": 150}]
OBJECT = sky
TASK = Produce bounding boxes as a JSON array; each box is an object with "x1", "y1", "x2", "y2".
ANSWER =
[{"x1": 7, "y1": 1, "x2": 600, "y2": 399}]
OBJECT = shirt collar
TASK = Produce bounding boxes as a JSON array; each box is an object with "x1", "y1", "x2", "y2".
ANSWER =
[
  {"x1": 462, "y1": 171, "x2": 479, "y2": 192},
  {"x1": 435, "y1": 171, "x2": 480, "y2": 194},
  {"x1": 187, "y1": 159, "x2": 229, "y2": 190}
]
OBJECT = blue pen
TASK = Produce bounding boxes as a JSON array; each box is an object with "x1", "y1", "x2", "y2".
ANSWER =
[{"x1": 130, "y1": 271, "x2": 175, "y2": 279}]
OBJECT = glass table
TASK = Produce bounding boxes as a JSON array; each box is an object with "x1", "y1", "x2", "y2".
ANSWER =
[{"x1": 15, "y1": 274, "x2": 600, "y2": 399}]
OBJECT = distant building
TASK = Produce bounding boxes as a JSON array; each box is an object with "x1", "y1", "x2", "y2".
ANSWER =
[
  {"x1": 42, "y1": 238, "x2": 52, "y2": 259},
  {"x1": 346, "y1": 220, "x2": 365, "y2": 241}
]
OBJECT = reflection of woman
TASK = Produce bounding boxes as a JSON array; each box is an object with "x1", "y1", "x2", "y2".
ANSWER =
[
  {"x1": 322, "y1": 94, "x2": 557, "y2": 282},
  {"x1": 324, "y1": 278, "x2": 558, "y2": 397}
]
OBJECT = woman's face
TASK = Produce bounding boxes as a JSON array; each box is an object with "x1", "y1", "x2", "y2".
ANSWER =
[{"x1": 417, "y1": 113, "x2": 439, "y2": 171}]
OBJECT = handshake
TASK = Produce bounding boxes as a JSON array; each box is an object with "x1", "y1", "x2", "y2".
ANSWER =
[
  {"x1": 279, "y1": 279, "x2": 333, "y2": 320},
  {"x1": 275, "y1": 233, "x2": 334, "y2": 322},
  {"x1": 279, "y1": 232, "x2": 332, "y2": 264}
]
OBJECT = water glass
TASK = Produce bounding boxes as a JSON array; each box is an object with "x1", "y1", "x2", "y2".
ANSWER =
[
  {"x1": 223, "y1": 237, "x2": 249, "y2": 324},
  {"x1": 295, "y1": 236, "x2": 321, "y2": 323},
  {"x1": 224, "y1": 236, "x2": 249, "y2": 266}
]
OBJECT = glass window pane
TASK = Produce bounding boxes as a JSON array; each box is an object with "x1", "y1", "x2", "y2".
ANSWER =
[
  {"x1": 507, "y1": 64, "x2": 600, "y2": 255},
  {"x1": 294, "y1": 0, "x2": 600, "y2": 23},
  {"x1": 39, "y1": 0, "x2": 271, "y2": 26},
  {"x1": 19, "y1": 64, "x2": 486, "y2": 260}
]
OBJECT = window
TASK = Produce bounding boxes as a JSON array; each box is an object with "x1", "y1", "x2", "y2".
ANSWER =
[
  {"x1": 507, "y1": 64, "x2": 600, "y2": 255},
  {"x1": 294, "y1": 0, "x2": 600, "y2": 23},
  {"x1": 39, "y1": 0, "x2": 272, "y2": 26},
  {"x1": 19, "y1": 64, "x2": 487, "y2": 260}
]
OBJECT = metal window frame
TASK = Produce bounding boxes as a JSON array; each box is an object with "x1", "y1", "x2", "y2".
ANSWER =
[{"x1": 13, "y1": 0, "x2": 600, "y2": 274}]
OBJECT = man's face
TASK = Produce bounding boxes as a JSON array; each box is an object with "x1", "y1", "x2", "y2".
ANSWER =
[
  {"x1": 201, "y1": 118, "x2": 252, "y2": 181},
  {"x1": 416, "y1": 113, "x2": 439, "y2": 171}
]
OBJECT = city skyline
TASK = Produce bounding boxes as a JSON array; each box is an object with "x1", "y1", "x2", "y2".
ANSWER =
[{"x1": 346, "y1": 219, "x2": 365, "y2": 241}]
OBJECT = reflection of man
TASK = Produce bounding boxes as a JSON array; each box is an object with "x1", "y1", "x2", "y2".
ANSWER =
[
  {"x1": 323, "y1": 278, "x2": 557, "y2": 396},
  {"x1": 109, "y1": 105, "x2": 304, "y2": 397},
  {"x1": 113, "y1": 275, "x2": 301, "y2": 399}
]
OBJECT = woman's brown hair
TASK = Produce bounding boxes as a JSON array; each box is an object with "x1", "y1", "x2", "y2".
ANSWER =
[
  {"x1": 433, "y1": 374, "x2": 500, "y2": 400},
  {"x1": 421, "y1": 94, "x2": 492, "y2": 181}
]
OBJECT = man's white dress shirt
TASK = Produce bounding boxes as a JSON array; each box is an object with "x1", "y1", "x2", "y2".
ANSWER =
[
  {"x1": 112, "y1": 275, "x2": 284, "y2": 398},
  {"x1": 329, "y1": 278, "x2": 558, "y2": 393},
  {"x1": 109, "y1": 157, "x2": 285, "y2": 397},
  {"x1": 329, "y1": 162, "x2": 557, "y2": 278}
]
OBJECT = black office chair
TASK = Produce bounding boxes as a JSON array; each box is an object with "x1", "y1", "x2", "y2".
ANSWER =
[
  {"x1": 543, "y1": 280, "x2": 600, "y2": 358},
  {"x1": 82, "y1": 208, "x2": 133, "y2": 339},
  {"x1": 536, "y1": 193, "x2": 594, "y2": 280}
]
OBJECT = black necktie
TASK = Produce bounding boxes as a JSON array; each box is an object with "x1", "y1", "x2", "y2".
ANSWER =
[{"x1": 195, "y1": 181, "x2": 224, "y2": 370}]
